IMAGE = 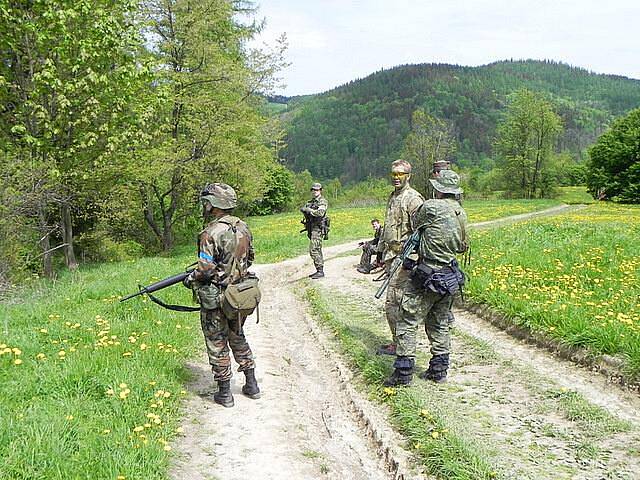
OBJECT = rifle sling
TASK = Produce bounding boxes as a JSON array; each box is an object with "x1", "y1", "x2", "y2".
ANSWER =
[{"x1": 146, "y1": 291, "x2": 200, "y2": 312}]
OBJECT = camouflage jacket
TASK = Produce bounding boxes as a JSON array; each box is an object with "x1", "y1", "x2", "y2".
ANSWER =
[
  {"x1": 303, "y1": 195, "x2": 328, "y2": 230},
  {"x1": 412, "y1": 198, "x2": 468, "y2": 269},
  {"x1": 193, "y1": 214, "x2": 254, "y2": 286},
  {"x1": 380, "y1": 184, "x2": 424, "y2": 261}
]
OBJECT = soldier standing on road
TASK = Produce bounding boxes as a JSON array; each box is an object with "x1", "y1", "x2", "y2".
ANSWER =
[
  {"x1": 183, "y1": 183, "x2": 260, "y2": 408},
  {"x1": 384, "y1": 170, "x2": 468, "y2": 386},
  {"x1": 377, "y1": 160, "x2": 424, "y2": 356},
  {"x1": 300, "y1": 182, "x2": 329, "y2": 279}
]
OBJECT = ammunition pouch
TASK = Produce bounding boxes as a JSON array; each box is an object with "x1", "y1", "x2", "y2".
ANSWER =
[
  {"x1": 408, "y1": 260, "x2": 465, "y2": 296},
  {"x1": 196, "y1": 283, "x2": 221, "y2": 310},
  {"x1": 221, "y1": 274, "x2": 261, "y2": 319},
  {"x1": 322, "y1": 216, "x2": 330, "y2": 240}
]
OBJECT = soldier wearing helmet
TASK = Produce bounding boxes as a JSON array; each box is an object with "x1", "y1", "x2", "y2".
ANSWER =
[
  {"x1": 300, "y1": 182, "x2": 329, "y2": 279},
  {"x1": 377, "y1": 159, "x2": 425, "y2": 356},
  {"x1": 184, "y1": 182, "x2": 260, "y2": 407},
  {"x1": 383, "y1": 169, "x2": 468, "y2": 387}
]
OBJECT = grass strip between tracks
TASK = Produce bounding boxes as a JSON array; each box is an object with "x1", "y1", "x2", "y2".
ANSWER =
[{"x1": 302, "y1": 285, "x2": 502, "y2": 480}]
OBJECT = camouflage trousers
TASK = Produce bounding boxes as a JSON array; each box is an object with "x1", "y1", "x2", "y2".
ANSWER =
[
  {"x1": 384, "y1": 265, "x2": 411, "y2": 344},
  {"x1": 396, "y1": 288, "x2": 453, "y2": 358},
  {"x1": 200, "y1": 308, "x2": 255, "y2": 381},
  {"x1": 359, "y1": 242, "x2": 381, "y2": 268},
  {"x1": 309, "y1": 228, "x2": 324, "y2": 269}
]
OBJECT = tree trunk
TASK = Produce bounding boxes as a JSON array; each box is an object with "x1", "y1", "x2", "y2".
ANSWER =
[
  {"x1": 60, "y1": 202, "x2": 78, "y2": 270},
  {"x1": 37, "y1": 201, "x2": 54, "y2": 278}
]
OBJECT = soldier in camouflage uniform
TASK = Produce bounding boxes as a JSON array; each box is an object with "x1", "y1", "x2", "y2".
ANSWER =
[
  {"x1": 184, "y1": 183, "x2": 260, "y2": 408},
  {"x1": 384, "y1": 170, "x2": 468, "y2": 386},
  {"x1": 377, "y1": 160, "x2": 425, "y2": 356},
  {"x1": 300, "y1": 182, "x2": 328, "y2": 279},
  {"x1": 356, "y1": 218, "x2": 383, "y2": 274}
]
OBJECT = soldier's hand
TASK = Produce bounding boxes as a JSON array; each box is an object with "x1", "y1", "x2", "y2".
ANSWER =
[{"x1": 182, "y1": 272, "x2": 195, "y2": 289}]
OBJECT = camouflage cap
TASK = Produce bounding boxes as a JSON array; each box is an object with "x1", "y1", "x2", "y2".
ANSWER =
[
  {"x1": 201, "y1": 183, "x2": 237, "y2": 209},
  {"x1": 311, "y1": 182, "x2": 322, "y2": 190},
  {"x1": 432, "y1": 160, "x2": 451, "y2": 173},
  {"x1": 391, "y1": 159, "x2": 412, "y2": 174},
  {"x1": 429, "y1": 169, "x2": 463, "y2": 195}
]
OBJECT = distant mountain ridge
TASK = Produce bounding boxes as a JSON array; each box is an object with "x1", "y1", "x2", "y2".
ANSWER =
[{"x1": 279, "y1": 60, "x2": 640, "y2": 182}]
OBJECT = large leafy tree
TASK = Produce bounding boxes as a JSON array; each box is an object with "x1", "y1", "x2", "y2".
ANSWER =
[
  {"x1": 136, "y1": 0, "x2": 286, "y2": 250},
  {"x1": 0, "y1": 0, "x2": 148, "y2": 275},
  {"x1": 494, "y1": 89, "x2": 563, "y2": 198},
  {"x1": 586, "y1": 108, "x2": 640, "y2": 203},
  {"x1": 402, "y1": 109, "x2": 456, "y2": 196}
]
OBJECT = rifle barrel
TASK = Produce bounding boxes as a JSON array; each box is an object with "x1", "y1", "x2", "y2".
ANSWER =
[{"x1": 120, "y1": 269, "x2": 194, "y2": 303}]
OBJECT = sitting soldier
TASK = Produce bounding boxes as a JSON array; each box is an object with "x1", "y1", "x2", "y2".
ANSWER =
[{"x1": 357, "y1": 218, "x2": 383, "y2": 274}]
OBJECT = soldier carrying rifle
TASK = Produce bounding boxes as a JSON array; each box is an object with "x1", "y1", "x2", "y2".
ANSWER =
[{"x1": 300, "y1": 182, "x2": 329, "y2": 279}]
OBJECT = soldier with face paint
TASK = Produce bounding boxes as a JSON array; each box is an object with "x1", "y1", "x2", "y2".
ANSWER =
[
  {"x1": 183, "y1": 183, "x2": 260, "y2": 408},
  {"x1": 377, "y1": 160, "x2": 425, "y2": 356}
]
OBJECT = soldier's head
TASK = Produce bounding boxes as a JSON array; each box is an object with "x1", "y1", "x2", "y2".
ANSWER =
[
  {"x1": 200, "y1": 183, "x2": 237, "y2": 218},
  {"x1": 390, "y1": 159, "x2": 412, "y2": 190},
  {"x1": 429, "y1": 169, "x2": 462, "y2": 199},
  {"x1": 431, "y1": 160, "x2": 451, "y2": 177},
  {"x1": 371, "y1": 218, "x2": 380, "y2": 230},
  {"x1": 310, "y1": 182, "x2": 322, "y2": 198}
]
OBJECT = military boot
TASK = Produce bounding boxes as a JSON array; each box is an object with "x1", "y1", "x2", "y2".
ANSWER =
[
  {"x1": 242, "y1": 368, "x2": 261, "y2": 399},
  {"x1": 357, "y1": 263, "x2": 372, "y2": 274},
  {"x1": 375, "y1": 343, "x2": 396, "y2": 356},
  {"x1": 383, "y1": 356, "x2": 414, "y2": 387},
  {"x1": 309, "y1": 267, "x2": 324, "y2": 279},
  {"x1": 214, "y1": 380, "x2": 234, "y2": 408},
  {"x1": 419, "y1": 353, "x2": 450, "y2": 383}
]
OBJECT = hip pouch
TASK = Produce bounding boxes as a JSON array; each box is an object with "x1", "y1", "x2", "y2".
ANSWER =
[
  {"x1": 196, "y1": 284, "x2": 221, "y2": 310},
  {"x1": 409, "y1": 260, "x2": 465, "y2": 296},
  {"x1": 221, "y1": 275, "x2": 262, "y2": 319}
]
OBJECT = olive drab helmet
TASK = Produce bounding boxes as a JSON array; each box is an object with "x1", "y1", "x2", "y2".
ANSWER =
[{"x1": 200, "y1": 183, "x2": 237, "y2": 210}]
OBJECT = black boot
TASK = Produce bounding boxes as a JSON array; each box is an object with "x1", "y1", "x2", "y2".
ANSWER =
[
  {"x1": 309, "y1": 267, "x2": 324, "y2": 279},
  {"x1": 357, "y1": 264, "x2": 371, "y2": 274},
  {"x1": 419, "y1": 354, "x2": 450, "y2": 383},
  {"x1": 383, "y1": 356, "x2": 414, "y2": 387},
  {"x1": 242, "y1": 368, "x2": 261, "y2": 399},
  {"x1": 214, "y1": 380, "x2": 234, "y2": 407}
]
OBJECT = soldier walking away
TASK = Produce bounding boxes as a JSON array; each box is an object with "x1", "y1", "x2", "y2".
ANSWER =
[
  {"x1": 300, "y1": 182, "x2": 329, "y2": 279},
  {"x1": 383, "y1": 170, "x2": 468, "y2": 387},
  {"x1": 377, "y1": 160, "x2": 424, "y2": 356},
  {"x1": 183, "y1": 183, "x2": 261, "y2": 407},
  {"x1": 357, "y1": 218, "x2": 383, "y2": 274}
]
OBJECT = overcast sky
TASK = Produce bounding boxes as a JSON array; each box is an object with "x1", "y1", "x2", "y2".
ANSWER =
[{"x1": 249, "y1": 0, "x2": 640, "y2": 96}]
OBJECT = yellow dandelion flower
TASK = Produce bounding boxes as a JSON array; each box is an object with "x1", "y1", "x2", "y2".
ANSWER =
[
  {"x1": 133, "y1": 426, "x2": 144, "y2": 432},
  {"x1": 66, "y1": 415, "x2": 74, "y2": 420},
  {"x1": 14, "y1": 359, "x2": 23, "y2": 365},
  {"x1": 431, "y1": 431, "x2": 440, "y2": 439},
  {"x1": 163, "y1": 445, "x2": 172, "y2": 451}
]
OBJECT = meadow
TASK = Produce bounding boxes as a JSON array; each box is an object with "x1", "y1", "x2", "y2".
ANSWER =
[
  {"x1": 246, "y1": 199, "x2": 560, "y2": 263},
  {"x1": 467, "y1": 203, "x2": 640, "y2": 380}
]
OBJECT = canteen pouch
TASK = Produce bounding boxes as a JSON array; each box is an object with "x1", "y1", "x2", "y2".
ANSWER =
[
  {"x1": 196, "y1": 284, "x2": 221, "y2": 310},
  {"x1": 221, "y1": 275, "x2": 261, "y2": 318}
]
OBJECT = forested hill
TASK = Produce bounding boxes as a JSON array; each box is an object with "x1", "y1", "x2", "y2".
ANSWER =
[{"x1": 279, "y1": 60, "x2": 640, "y2": 182}]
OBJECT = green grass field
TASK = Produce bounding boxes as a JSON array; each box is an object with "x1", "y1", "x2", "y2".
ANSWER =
[
  {"x1": 467, "y1": 203, "x2": 640, "y2": 380},
  {"x1": 246, "y1": 199, "x2": 560, "y2": 263}
]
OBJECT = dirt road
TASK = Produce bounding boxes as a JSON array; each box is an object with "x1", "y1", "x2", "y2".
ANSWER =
[{"x1": 170, "y1": 205, "x2": 639, "y2": 480}]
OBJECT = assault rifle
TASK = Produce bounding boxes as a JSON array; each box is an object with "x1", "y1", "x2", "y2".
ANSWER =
[
  {"x1": 120, "y1": 264, "x2": 200, "y2": 312},
  {"x1": 374, "y1": 229, "x2": 421, "y2": 299},
  {"x1": 299, "y1": 208, "x2": 330, "y2": 240}
]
